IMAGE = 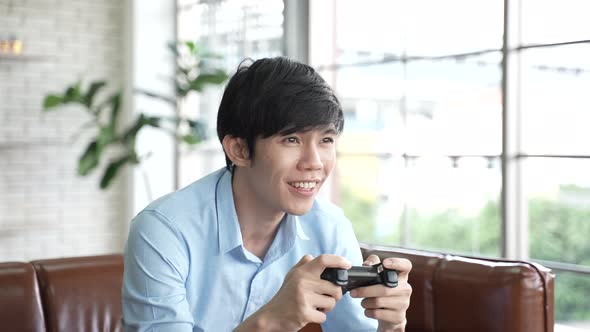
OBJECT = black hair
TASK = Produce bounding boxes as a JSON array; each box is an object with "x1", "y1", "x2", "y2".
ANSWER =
[{"x1": 217, "y1": 57, "x2": 344, "y2": 170}]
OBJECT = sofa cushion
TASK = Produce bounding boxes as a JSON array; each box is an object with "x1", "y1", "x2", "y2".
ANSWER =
[
  {"x1": 32, "y1": 255, "x2": 124, "y2": 332},
  {"x1": 0, "y1": 262, "x2": 45, "y2": 332}
]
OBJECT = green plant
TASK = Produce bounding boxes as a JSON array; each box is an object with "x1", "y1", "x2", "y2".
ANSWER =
[{"x1": 43, "y1": 41, "x2": 228, "y2": 190}]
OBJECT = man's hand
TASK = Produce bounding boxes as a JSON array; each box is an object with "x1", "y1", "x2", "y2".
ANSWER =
[
  {"x1": 237, "y1": 254, "x2": 351, "y2": 332},
  {"x1": 349, "y1": 255, "x2": 412, "y2": 332}
]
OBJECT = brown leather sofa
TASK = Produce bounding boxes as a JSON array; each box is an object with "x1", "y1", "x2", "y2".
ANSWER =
[
  {"x1": 360, "y1": 244, "x2": 554, "y2": 332},
  {"x1": 0, "y1": 255, "x2": 123, "y2": 332},
  {"x1": 0, "y1": 244, "x2": 554, "y2": 332}
]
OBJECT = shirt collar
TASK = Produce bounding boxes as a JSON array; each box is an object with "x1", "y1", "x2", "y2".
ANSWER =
[
  {"x1": 291, "y1": 214, "x2": 310, "y2": 241},
  {"x1": 215, "y1": 168, "x2": 311, "y2": 255},
  {"x1": 262, "y1": 214, "x2": 310, "y2": 266},
  {"x1": 215, "y1": 169, "x2": 243, "y2": 253}
]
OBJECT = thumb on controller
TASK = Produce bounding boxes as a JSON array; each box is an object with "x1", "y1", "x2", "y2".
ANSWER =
[{"x1": 363, "y1": 254, "x2": 381, "y2": 267}]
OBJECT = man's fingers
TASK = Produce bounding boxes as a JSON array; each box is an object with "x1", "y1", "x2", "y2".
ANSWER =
[
  {"x1": 361, "y1": 296, "x2": 409, "y2": 311},
  {"x1": 305, "y1": 254, "x2": 351, "y2": 276},
  {"x1": 315, "y1": 279, "x2": 344, "y2": 301},
  {"x1": 294, "y1": 254, "x2": 314, "y2": 268},
  {"x1": 363, "y1": 254, "x2": 381, "y2": 266},
  {"x1": 351, "y1": 282, "x2": 412, "y2": 299},
  {"x1": 306, "y1": 307, "x2": 328, "y2": 324},
  {"x1": 382, "y1": 258, "x2": 412, "y2": 276},
  {"x1": 310, "y1": 293, "x2": 338, "y2": 313},
  {"x1": 364, "y1": 308, "x2": 407, "y2": 326}
]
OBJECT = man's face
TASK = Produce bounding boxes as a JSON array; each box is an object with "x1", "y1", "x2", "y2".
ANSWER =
[{"x1": 240, "y1": 127, "x2": 338, "y2": 217}]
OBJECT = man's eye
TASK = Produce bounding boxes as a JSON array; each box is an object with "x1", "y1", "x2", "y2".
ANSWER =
[
  {"x1": 285, "y1": 137, "x2": 298, "y2": 143},
  {"x1": 322, "y1": 137, "x2": 335, "y2": 143}
]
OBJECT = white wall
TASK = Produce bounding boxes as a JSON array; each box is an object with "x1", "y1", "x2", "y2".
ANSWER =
[
  {"x1": 0, "y1": 0, "x2": 178, "y2": 261},
  {"x1": 0, "y1": 0, "x2": 127, "y2": 260}
]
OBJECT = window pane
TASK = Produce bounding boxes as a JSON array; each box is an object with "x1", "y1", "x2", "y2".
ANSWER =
[
  {"x1": 520, "y1": 44, "x2": 590, "y2": 155},
  {"x1": 337, "y1": 153, "x2": 502, "y2": 257},
  {"x1": 521, "y1": 0, "x2": 590, "y2": 45},
  {"x1": 328, "y1": 0, "x2": 503, "y2": 257},
  {"x1": 336, "y1": 153, "x2": 389, "y2": 243},
  {"x1": 331, "y1": 55, "x2": 503, "y2": 157},
  {"x1": 177, "y1": 0, "x2": 284, "y2": 186},
  {"x1": 335, "y1": 0, "x2": 503, "y2": 56},
  {"x1": 525, "y1": 158, "x2": 590, "y2": 267},
  {"x1": 334, "y1": 63, "x2": 405, "y2": 102},
  {"x1": 404, "y1": 156, "x2": 501, "y2": 256},
  {"x1": 178, "y1": 0, "x2": 284, "y2": 64},
  {"x1": 553, "y1": 271, "x2": 590, "y2": 328},
  {"x1": 404, "y1": 55, "x2": 502, "y2": 156}
]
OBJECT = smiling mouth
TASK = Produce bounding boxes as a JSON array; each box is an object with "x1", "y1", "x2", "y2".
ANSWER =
[{"x1": 288, "y1": 181, "x2": 319, "y2": 190}]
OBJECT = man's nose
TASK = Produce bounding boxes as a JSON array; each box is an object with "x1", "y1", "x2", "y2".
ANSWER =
[{"x1": 299, "y1": 144, "x2": 323, "y2": 171}]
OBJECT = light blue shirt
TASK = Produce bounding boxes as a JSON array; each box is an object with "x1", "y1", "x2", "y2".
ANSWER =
[{"x1": 122, "y1": 168, "x2": 377, "y2": 331}]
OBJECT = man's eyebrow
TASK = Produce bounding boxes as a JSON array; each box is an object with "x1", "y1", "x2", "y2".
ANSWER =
[{"x1": 322, "y1": 127, "x2": 338, "y2": 135}]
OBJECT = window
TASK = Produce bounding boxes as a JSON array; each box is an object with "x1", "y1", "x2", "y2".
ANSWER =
[
  {"x1": 176, "y1": 0, "x2": 284, "y2": 185},
  {"x1": 518, "y1": 0, "x2": 590, "y2": 325},
  {"x1": 176, "y1": 0, "x2": 590, "y2": 327},
  {"x1": 310, "y1": 0, "x2": 590, "y2": 328},
  {"x1": 311, "y1": 0, "x2": 503, "y2": 255}
]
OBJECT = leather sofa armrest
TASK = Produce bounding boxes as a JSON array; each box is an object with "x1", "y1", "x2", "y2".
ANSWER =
[
  {"x1": 433, "y1": 255, "x2": 554, "y2": 332},
  {"x1": 0, "y1": 262, "x2": 45, "y2": 332},
  {"x1": 360, "y1": 243, "x2": 555, "y2": 332},
  {"x1": 32, "y1": 254, "x2": 124, "y2": 332}
]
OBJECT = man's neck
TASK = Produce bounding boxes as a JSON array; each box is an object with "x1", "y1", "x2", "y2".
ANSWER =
[
  {"x1": 240, "y1": 223, "x2": 281, "y2": 260},
  {"x1": 237, "y1": 212, "x2": 283, "y2": 261},
  {"x1": 231, "y1": 170, "x2": 284, "y2": 260}
]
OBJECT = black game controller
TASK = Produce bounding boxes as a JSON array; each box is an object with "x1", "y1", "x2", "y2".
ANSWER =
[{"x1": 320, "y1": 263, "x2": 398, "y2": 294}]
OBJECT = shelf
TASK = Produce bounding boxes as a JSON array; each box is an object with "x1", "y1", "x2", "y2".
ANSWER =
[
  {"x1": 0, "y1": 54, "x2": 54, "y2": 62},
  {"x1": 0, "y1": 141, "x2": 68, "y2": 150}
]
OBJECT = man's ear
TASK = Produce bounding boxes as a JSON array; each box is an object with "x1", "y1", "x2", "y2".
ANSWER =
[{"x1": 222, "y1": 135, "x2": 251, "y2": 167}]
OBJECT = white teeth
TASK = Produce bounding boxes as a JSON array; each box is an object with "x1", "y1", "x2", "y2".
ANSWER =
[{"x1": 292, "y1": 181, "x2": 316, "y2": 189}]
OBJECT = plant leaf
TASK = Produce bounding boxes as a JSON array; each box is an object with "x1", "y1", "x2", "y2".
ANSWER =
[
  {"x1": 187, "y1": 119, "x2": 207, "y2": 141},
  {"x1": 97, "y1": 126, "x2": 115, "y2": 149},
  {"x1": 184, "y1": 41, "x2": 196, "y2": 54},
  {"x1": 100, "y1": 154, "x2": 131, "y2": 189},
  {"x1": 78, "y1": 141, "x2": 100, "y2": 176},
  {"x1": 144, "y1": 116, "x2": 161, "y2": 128},
  {"x1": 43, "y1": 95, "x2": 64, "y2": 110},
  {"x1": 121, "y1": 114, "x2": 148, "y2": 144},
  {"x1": 84, "y1": 81, "x2": 107, "y2": 108},
  {"x1": 167, "y1": 41, "x2": 179, "y2": 56},
  {"x1": 135, "y1": 88, "x2": 176, "y2": 105},
  {"x1": 188, "y1": 70, "x2": 228, "y2": 92},
  {"x1": 181, "y1": 134, "x2": 200, "y2": 145},
  {"x1": 108, "y1": 93, "x2": 121, "y2": 129},
  {"x1": 64, "y1": 82, "x2": 83, "y2": 103}
]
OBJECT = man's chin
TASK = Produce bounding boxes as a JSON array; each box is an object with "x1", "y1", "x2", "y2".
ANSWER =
[{"x1": 286, "y1": 203, "x2": 314, "y2": 216}]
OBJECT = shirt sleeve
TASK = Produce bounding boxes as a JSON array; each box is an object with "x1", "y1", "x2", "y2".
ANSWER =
[
  {"x1": 122, "y1": 210, "x2": 197, "y2": 332},
  {"x1": 321, "y1": 216, "x2": 378, "y2": 332}
]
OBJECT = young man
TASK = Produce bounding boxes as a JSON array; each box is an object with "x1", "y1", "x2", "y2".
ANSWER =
[{"x1": 122, "y1": 57, "x2": 412, "y2": 332}]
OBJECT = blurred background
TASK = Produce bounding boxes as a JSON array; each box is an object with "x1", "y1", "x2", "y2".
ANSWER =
[{"x1": 1, "y1": 0, "x2": 589, "y2": 329}]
